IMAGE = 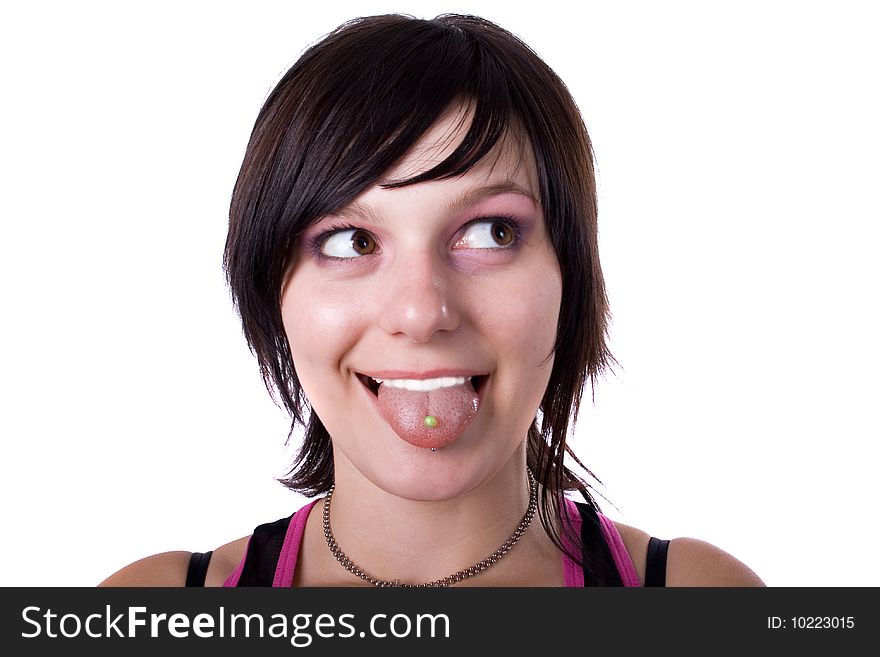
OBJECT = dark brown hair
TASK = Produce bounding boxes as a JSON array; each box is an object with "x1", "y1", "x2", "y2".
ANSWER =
[{"x1": 224, "y1": 14, "x2": 615, "y2": 574}]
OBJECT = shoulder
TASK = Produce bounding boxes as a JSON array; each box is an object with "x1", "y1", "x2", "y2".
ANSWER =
[
  {"x1": 612, "y1": 521, "x2": 765, "y2": 587},
  {"x1": 97, "y1": 551, "x2": 191, "y2": 587},
  {"x1": 665, "y1": 537, "x2": 765, "y2": 587},
  {"x1": 98, "y1": 536, "x2": 251, "y2": 587},
  {"x1": 205, "y1": 536, "x2": 251, "y2": 586}
]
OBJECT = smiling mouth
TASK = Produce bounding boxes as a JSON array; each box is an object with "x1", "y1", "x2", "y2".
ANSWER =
[{"x1": 356, "y1": 373, "x2": 488, "y2": 396}]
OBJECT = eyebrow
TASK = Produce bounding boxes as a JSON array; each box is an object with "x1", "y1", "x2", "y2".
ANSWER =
[
  {"x1": 444, "y1": 180, "x2": 538, "y2": 215},
  {"x1": 333, "y1": 180, "x2": 538, "y2": 224}
]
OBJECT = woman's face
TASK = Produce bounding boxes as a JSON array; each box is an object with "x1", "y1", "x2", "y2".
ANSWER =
[{"x1": 281, "y1": 107, "x2": 562, "y2": 501}]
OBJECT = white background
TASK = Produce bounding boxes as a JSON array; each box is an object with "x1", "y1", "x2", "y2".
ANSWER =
[{"x1": 2, "y1": 1, "x2": 877, "y2": 587}]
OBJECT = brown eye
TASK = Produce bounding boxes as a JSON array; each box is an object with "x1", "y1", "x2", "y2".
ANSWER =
[
  {"x1": 351, "y1": 230, "x2": 376, "y2": 255},
  {"x1": 491, "y1": 221, "x2": 514, "y2": 246},
  {"x1": 453, "y1": 219, "x2": 519, "y2": 251},
  {"x1": 321, "y1": 228, "x2": 377, "y2": 258}
]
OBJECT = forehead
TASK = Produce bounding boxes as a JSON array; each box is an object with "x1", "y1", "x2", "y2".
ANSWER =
[{"x1": 380, "y1": 101, "x2": 539, "y2": 198}]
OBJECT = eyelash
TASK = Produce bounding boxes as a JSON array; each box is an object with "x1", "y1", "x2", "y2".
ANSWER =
[
  {"x1": 308, "y1": 215, "x2": 524, "y2": 261},
  {"x1": 308, "y1": 221, "x2": 368, "y2": 260},
  {"x1": 459, "y1": 214, "x2": 524, "y2": 250}
]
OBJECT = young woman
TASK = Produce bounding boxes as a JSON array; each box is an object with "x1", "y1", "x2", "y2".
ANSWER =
[{"x1": 101, "y1": 13, "x2": 763, "y2": 587}]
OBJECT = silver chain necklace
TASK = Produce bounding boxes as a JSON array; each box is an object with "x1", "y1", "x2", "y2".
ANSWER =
[{"x1": 322, "y1": 468, "x2": 538, "y2": 587}]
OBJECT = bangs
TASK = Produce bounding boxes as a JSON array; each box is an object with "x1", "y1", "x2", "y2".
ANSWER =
[{"x1": 283, "y1": 15, "x2": 524, "y2": 220}]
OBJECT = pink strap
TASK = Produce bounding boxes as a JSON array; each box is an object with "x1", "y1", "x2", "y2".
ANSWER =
[
  {"x1": 561, "y1": 498, "x2": 585, "y2": 586},
  {"x1": 222, "y1": 499, "x2": 318, "y2": 587},
  {"x1": 561, "y1": 497, "x2": 641, "y2": 587},
  {"x1": 598, "y1": 513, "x2": 641, "y2": 586},
  {"x1": 273, "y1": 499, "x2": 318, "y2": 586}
]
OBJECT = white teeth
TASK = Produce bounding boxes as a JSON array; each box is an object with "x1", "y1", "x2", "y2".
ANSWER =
[{"x1": 371, "y1": 376, "x2": 467, "y2": 392}]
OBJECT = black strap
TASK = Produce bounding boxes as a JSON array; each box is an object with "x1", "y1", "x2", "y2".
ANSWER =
[
  {"x1": 644, "y1": 537, "x2": 670, "y2": 587},
  {"x1": 185, "y1": 550, "x2": 213, "y2": 587},
  {"x1": 235, "y1": 513, "x2": 296, "y2": 586}
]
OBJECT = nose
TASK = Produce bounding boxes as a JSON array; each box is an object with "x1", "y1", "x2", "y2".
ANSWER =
[{"x1": 378, "y1": 251, "x2": 460, "y2": 343}]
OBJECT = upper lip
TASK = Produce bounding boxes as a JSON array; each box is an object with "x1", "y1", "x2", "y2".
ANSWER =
[{"x1": 356, "y1": 369, "x2": 487, "y2": 380}]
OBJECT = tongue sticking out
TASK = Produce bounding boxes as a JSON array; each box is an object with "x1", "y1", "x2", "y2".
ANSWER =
[{"x1": 376, "y1": 379, "x2": 480, "y2": 449}]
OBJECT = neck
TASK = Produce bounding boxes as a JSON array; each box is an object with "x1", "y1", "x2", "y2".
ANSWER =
[{"x1": 324, "y1": 449, "x2": 540, "y2": 585}]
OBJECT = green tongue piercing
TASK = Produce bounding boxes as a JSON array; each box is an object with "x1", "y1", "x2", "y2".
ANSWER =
[{"x1": 425, "y1": 416, "x2": 439, "y2": 451}]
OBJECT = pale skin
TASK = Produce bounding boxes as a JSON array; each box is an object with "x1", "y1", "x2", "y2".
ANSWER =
[{"x1": 101, "y1": 105, "x2": 764, "y2": 588}]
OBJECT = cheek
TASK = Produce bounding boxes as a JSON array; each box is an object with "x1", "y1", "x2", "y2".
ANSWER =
[
  {"x1": 485, "y1": 260, "x2": 562, "y2": 366},
  {"x1": 475, "y1": 263, "x2": 560, "y2": 438},
  {"x1": 281, "y1": 276, "x2": 368, "y2": 382}
]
